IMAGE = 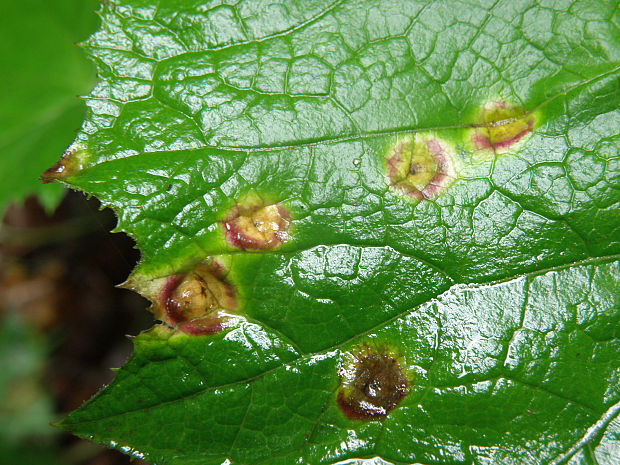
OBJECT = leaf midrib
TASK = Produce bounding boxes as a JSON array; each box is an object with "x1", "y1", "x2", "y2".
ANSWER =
[{"x1": 73, "y1": 64, "x2": 620, "y2": 171}]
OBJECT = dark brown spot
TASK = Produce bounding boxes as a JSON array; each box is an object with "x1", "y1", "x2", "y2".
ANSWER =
[{"x1": 337, "y1": 345, "x2": 408, "y2": 420}]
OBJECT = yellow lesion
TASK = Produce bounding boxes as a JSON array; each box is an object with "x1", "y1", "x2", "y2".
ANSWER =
[
  {"x1": 385, "y1": 134, "x2": 456, "y2": 200},
  {"x1": 40, "y1": 141, "x2": 88, "y2": 183},
  {"x1": 234, "y1": 203, "x2": 289, "y2": 244},
  {"x1": 121, "y1": 259, "x2": 239, "y2": 336},
  {"x1": 472, "y1": 100, "x2": 536, "y2": 152},
  {"x1": 223, "y1": 194, "x2": 291, "y2": 249},
  {"x1": 389, "y1": 137, "x2": 438, "y2": 189},
  {"x1": 166, "y1": 265, "x2": 236, "y2": 322}
]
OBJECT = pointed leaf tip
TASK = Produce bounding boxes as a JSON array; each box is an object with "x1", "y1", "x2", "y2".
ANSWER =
[{"x1": 40, "y1": 143, "x2": 86, "y2": 183}]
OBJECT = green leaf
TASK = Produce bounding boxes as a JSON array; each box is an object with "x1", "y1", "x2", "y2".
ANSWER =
[
  {"x1": 54, "y1": 0, "x2": 619, "y2": 464},
  {"x1": 0, "y1": 0, "x2": 99, "y2": 214},
  {"x1": 0, "y1": 315, "x2": 56, "y2": 443}
]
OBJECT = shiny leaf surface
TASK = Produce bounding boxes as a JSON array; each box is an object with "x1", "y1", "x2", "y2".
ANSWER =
[{"x1": 56, "y1": 1, "x2": 620, "y2": 464}]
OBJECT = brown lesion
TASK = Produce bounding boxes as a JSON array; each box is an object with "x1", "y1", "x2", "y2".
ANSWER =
[
  {"x1": 222, "y1": 196, "x2": 291, "y2": 250},
  {"x1": 40, "y1": 143, "x2": 85, "y2": 183},
  {"x1": 471, "y1": 100, "x2": 535, "y2": 152},
  {"x1": 155, "y1": 262, "x2": 238, "y2": 336},
  {"x1": 385, "y1": 135, "x2": 456, "y2": 201},
  {"x1": 337, "y1": 344, "x2": 409, "y2": 420}
]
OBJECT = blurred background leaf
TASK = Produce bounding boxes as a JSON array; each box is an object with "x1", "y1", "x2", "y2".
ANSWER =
[
  {"x1": 0, "y1": 314, "x2": 55, "y2": 442},
  {"x1": 0, "y1": 0, "x2": 99, "y2": 215}
]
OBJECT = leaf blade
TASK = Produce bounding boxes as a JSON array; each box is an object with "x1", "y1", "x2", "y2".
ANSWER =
[{"x1": 55, "y1": 0, "x2": 620, "y2": 463}]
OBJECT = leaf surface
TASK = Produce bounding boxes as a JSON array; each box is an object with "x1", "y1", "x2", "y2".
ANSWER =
[{"x1": 56, "y1": 1, "x2": 620, "y2": 464}]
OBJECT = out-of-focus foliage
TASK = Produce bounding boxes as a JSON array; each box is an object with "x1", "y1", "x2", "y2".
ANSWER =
[
  {"x1": 0, "y1": 315, "x2": 55, "y2": 442},
  {"x1": 0, "y1": 0, "x2": 99, "y2": 215}
]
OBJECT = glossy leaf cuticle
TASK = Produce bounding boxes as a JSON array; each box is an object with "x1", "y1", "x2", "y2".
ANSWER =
[{"x1": 48, "y1": 0, "x2": 620, "y2": 463}]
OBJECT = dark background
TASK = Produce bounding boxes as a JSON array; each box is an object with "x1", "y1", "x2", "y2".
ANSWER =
[{"x1": 1, "y1": 191, "x2": 153, "y2": 465}]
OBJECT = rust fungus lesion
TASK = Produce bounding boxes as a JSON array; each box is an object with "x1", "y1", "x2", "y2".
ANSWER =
[
  {"x1": 222, "y1": 195, "x2": 291, "y2": 250},
  {"x1": 385, "y1": 134, "x2": 457, "y2": 201},
  {"x1": 40, "y1": 142, "x2": 86, "y2": 183},
  {"x1": 337, "y1": 343, "x2": 409, "y2": 421},
  {"x1": 152, "y1": 260, "x2": 238, "y2": 335},
  {"x1": 471, "y1": 100, "x2": 537, "y2": 152}
]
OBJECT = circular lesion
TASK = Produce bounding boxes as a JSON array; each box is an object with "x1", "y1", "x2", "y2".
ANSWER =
[
  {"x1": 337, "y1": 344, "x2": 409, "y2": 420},
  {"x1": 386, "y1": 135, "x2": 456, "y2": 200},
  {"x1": 222, "y1": 195, "x2": 291, "y2": 250},
  {"x1": 159, "y1": 262, "x2": 238, "y2": 335}
]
